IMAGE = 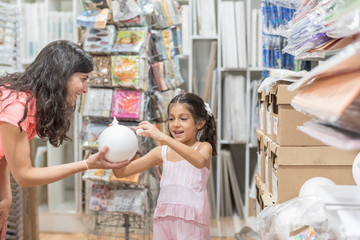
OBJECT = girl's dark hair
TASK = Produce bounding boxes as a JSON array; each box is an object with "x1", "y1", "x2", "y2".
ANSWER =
[
  {"x1": 167, "y1": 93, "x2": 217, "y2": 156},
  {"x1": 0, "y1": 40, "x2": 93, "y2": 147}
]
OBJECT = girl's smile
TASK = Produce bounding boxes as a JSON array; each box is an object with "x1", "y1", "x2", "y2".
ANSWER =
[{"x1": 168, "y1": 103, "x2": 203, "y2": 145}]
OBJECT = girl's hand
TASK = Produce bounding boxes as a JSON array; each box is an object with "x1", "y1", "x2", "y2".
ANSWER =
[
  {"x1": 136, "y1": 121, "x2": 166, "y2": 142},
  {"x1": 85, "y1": 146, "x2": 131, "y2": 169}
]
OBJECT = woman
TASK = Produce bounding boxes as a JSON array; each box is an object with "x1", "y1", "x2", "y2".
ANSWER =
[{"x1": 0, "y1": 40, "x2": 129, "y2": 239}]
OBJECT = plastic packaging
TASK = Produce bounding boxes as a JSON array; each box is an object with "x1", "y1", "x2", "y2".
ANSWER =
[
  {"x1": 257, "y1": 197, "x2": 331, "y2": 240},
  {"x1": 112, "y1": 27, "x2": 148, "y2": 54},
  {"x1": 326, "y1": 7, "x2": 360, "y2": 38},
  {"x1": 288, "y1": 41, "x2": 360, "y2": 91},
  {"x1": 89, "y1": 56, "x2": 112, "y2": 86},
  {"x1": 111, "y1": 55, "x2": 148, "y2": 90},
  {"x1": 83, "y1": 25, "x2": 116, "y2": 54},
  {"x1": 111, "y1": 0, "x2": 144, "y2": 27}
]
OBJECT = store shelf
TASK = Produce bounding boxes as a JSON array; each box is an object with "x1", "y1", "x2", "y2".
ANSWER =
[
  {"x1": 220, "y1": 67, "x2": 247, "y2": 72},
  {"x1": 220, "y1": 139, "x2": 247, "y2": 144},
  {"x1": 191, "y1": 35, "x2": 218, "y2": 40},
  {"x1": 249, "y1": 67, "x2": 264, "y2": 72},
  {"x1": 177, "y1": 0, "x2": 189, "y2": 4}
]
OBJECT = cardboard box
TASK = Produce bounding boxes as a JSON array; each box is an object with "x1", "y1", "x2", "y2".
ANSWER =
[
  {"x1": 269, "y1": 84, "x2": 325, "y2": 146},
  {"x1": 256, "y1": 130, "x2": 265, "y2": 182},
  {"x1": 248, "y1": 196, "x2": 256, "y2": 217},
  {"x1": 258, "y1": 90, "x2": 267, "y2": 134},
  {"x1": 265, "y1": 93, "x2": 272, "y2": 137},
  {"x1": 269, "y1": 141, "x2": 357, "y2": 203},
  {"x1": 255, "y1": 174, "x2": 276, "y2": 211},
  {"x1": 262, "y1": 132, "x2": 273, "y2": 192}
]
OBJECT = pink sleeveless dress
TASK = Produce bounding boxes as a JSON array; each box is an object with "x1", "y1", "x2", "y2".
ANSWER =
[{"x1": 153, "y1": 145, "x2": 211, "y2": 240}]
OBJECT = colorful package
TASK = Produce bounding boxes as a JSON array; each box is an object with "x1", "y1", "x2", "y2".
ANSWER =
[
  {"x1": 81, "y1": 0, "x2": 111, "y2": 10},
  {"x1": 111, "y1": 55, "x2": 146, "y2": 89},
  {"x1": 149, "y1": 30, "x2": 167, "y2": 62},
  {"x1": 89, "y1": 183, "x2": 147, "y2": 215},
  {"x1": 89, "y1": 56, "x2": 112, "y2": 86},
  {"x1": 83, "y1": 25, "x2": 116, "y2": 54},
  {"x1": 111, "y1": 89, "x2": 143, "y2": 120},
  {"x1": 161, "y1": 29, "x2": 172, "y2": 59},
  {"x1": 112, "y1": 28, "x2": 147, "y2": 54},
  {"x1": 76, "y1": 8, "x2": 109, "y2": 29},
  {"x1": 111, "y1": 0, "x2": 143, "y2": 27},
  {"x1": 83, "y1": 88, "x2": 113, "y2": 118},
  {"x1": 81, "y1": 118, "x2": 109, "y2": 148}
]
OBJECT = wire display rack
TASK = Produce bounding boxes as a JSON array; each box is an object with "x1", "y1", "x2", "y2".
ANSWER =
[{"x1": 80, "y1": 169, "x2": 160, "y2": 240}]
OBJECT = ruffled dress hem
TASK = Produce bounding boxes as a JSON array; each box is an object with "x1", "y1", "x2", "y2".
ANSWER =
[{"x1": 153, "y1": 204, "x2": 209, "y2": 226}]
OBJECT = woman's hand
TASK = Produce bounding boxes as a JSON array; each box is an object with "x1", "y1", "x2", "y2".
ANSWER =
[
  {"x1": 85, "y1": 146, "x2": 131, "y2": 169},
  {"x1": 136, "y1": 121, "x2": 167, "y2": 142},
  {"x1": 0, "y1": 197, "x2": 11, "y2": 240}
]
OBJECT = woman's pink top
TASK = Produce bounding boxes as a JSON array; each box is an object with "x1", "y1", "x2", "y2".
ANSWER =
[
  {"x1": 0, "y1": 88, "x2": 37, "y2": 159},
  {"x1": 153, "y1": 145, "x2": 211, "y2": 226}
]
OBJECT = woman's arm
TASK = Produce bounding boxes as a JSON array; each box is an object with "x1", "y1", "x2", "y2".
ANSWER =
[
  {"x1": 113, "y1": 146, "x2": 162, "y2": 178},
  {"x1": 136, "y1": 121, "x2": 213, "y2": 169},
  {"x1": 0, "y1": 122, "x2": 130, "y2": 188},
  {"x1": 0, "y1": 159, "x2": 12, "y2": 240}
]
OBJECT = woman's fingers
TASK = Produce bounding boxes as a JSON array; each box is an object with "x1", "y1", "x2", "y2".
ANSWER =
[{"x1": 102, "y1": 159, "x2": 131, "y2": 169}]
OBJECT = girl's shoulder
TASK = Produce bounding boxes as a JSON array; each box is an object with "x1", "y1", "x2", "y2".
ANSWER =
[
  {"x1": 197, "y1": 141, "x2": 212, "y2": 150},
  {"x1": 148, "y1": 145, "x2": 164, "y2": 157}
]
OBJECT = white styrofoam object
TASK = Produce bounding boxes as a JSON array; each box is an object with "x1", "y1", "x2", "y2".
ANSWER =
[
  {"x1": 299, "y1": 177, "x2": 336, "y2": 198},
  {"x1": 352, "y1": 152, "x2": 360, "y2": 185},
  {"x1": 136, "y1": 128, "x2": 144, "y2": 135},
  {"x1": 98, "y1": 117, "x2": 138, "y2": 162}
]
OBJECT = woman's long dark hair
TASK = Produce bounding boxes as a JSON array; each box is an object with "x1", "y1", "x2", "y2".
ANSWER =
[
  {"x1": 167, "y1": 93, "x2": 217, "y2": 156},
  {"x1": 0, "y1": 40, "x2": 93, "y2": 147}
]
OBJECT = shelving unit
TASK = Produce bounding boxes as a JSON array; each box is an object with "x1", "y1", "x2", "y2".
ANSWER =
[{"x1": 183, "y1": 0, "x2": 263, "y2": 218}]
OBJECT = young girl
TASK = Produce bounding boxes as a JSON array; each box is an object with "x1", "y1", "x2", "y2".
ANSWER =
[{"x1": 113, "y1": 92, "x2": 217, "y2": 239}]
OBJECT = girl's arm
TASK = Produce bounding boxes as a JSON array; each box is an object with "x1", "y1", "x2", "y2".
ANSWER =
[
  {"x1": 162, "y1": 135, "x2": 212, "y2": 169},
  {"x1": 136, "y1": 121, "x2": 213, "y2": 169},
  {"x1": 113, "y1": 146, "x2": 162, "y2": 178},
  {"x1": 0, "y1": 122, "x2": 130, "y2": 188}
]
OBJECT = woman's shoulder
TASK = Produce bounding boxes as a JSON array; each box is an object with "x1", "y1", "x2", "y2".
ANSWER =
[{"x1": 0, "y1": 88, "x2": 34, "y2": 105}]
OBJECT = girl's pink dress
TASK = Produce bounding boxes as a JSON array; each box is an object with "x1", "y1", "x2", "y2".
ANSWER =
[{"x1": 153, "y1": 145, "x2": 211, "y2": 240}]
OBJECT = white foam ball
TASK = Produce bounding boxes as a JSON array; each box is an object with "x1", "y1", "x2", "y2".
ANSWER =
[
  {"x1": 352, "y1": 152, "x2": 360, "y2": 185},
  {"x1": 136, "y1": 128, "x2": 144, "y2": 135},
  {"x1": 98, "y1": 117, "x2": 138, "y2": 162},
  {"x1": 299, "y1": 177, "x2": 336, "y2": 198}
]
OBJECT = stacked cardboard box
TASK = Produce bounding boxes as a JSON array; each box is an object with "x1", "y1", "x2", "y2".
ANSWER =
[
  {"x1": 255, "y1": 82, "x2": 357, "y2": 209},
  {"x1": 254, "y1": 174, "x2": 275, "y2": 214}
]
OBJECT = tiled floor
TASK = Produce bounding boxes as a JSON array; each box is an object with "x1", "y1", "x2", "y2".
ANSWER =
[
  {"x1": 39, "y1": 216, "x2": 244, "y2": 240},
  {"x1": 39, "y1": 232, "x2": 236, "y2": 240}
]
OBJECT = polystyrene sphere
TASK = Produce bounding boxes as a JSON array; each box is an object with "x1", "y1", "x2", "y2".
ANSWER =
[
  {"x1": 136, "y1": 128, "x2": 144, "y2": 135},
  {"x1": 98, "y1": 123, "x2": 138, "y2": 162},
  {"x1": 352, "y1": 152, "x2": 360, "y2": 185},
  {"x1": 299, "y1": 177, "x2": 336, "y2": 198}
]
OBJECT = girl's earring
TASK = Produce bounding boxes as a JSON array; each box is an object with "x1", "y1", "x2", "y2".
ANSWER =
[{"x1": 196, "y1": 129, "x2": 203, "y2": 140}]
